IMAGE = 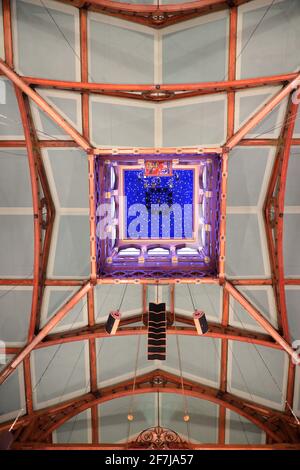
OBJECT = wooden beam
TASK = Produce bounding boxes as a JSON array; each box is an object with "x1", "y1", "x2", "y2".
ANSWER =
[
  {"x1": 39, "y1": 319, "x2": 281, "y2": 350},
  {"x1": 219, "y1": 287, "x2": 229, "y2": 444},
  {"x1": 226, "y1": 74, "x2": 300, "y2": 150},
  {"x1": 80, "y1": 8, "x2": 89, "y2": 141},
  {"x1": 88, "y1": 154, "x2": 97, "y2": 282},
  {"x1": 23, "y1": 72, "x2": 298, "y2": 98},
  {"x1": 227, "y1": 6, "x2": 237, "y2": 140},
  {"x1": 14, "y1": 92, "x2": 42, "y2": 342},
  {"x1": 225, "y1": 282, "x2": 298, "y2": 361},
  {"x1": 264, "y1": 100, "x2": 299, "y2": 340},
  {"x1": 2, "y1": 0, "x2": 13, "y2": 68},
  {"x1": 219, "y1": 152, "x2": 228, "y2": 279}
]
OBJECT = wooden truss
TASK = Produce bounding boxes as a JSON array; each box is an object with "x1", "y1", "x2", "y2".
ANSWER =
[{"x1": 0, "y1": 0, "x2": 299, "y2": 449}]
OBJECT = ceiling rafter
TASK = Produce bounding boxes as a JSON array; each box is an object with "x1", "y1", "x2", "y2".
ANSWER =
[
  {"x1": 225, "y1": 282, "x2": 298, "y2": 362},
  {"x1": 3, "y1": 277, "x2": 300, "y2": 286},
  {"x1": 54, "y1": 0, "x2": 254, "y2": 29},
  {"x1": 0, "y1": 59, "x2": 93, "y2": 152},
  {"x1": 20, "y1": 72, "x2": 299, "y2": 102},
  {"x1": 226, "y1": 74, "x2": 300, "y2": 150},
  {"x1": 264, "y1": 98, "x2": 299, "y2": 341},
  {"x1": 219, "y1": 4, "x2": 237, "y2": 442},
  {"x1": 12, "y1": 442, "x2": 300, "y2": 450},
  {"x1": 1, "y1": 0, "x2": 300, "y2": 448},
  {"x1": 263, "y1": 97, "x2": 299, "y2": 414},
  {"x1": 1, "y1": 138, "x2": 300, "y2": 149},
  {"x1": 5, "y1": 369, "x2": 298, "y2": 444},
  {"x1": 37, "y1": 317, "x2": 281, "y2": 349}
]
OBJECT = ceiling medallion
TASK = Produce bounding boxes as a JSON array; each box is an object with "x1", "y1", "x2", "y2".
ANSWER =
[
  {"x1": 150, "y1": 11, "x2": 170, "y2": 26},
  {"x1": 142, "y1": 89, "x2": 175, "y2": 101},
  {"x1": 129, "y1": 425, "x2": 190, "y2": 449}
]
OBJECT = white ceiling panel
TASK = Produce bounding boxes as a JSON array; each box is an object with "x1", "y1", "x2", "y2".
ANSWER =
[
  {"x1": 160, "y1": 393, "x2": 219, "y2": 443},
  {"x1": 175, "y1": 284, "x2": 222, "y2": 322},
  {"x1": 0, "y1": 215, "x2": 34, "y2": 277},
  {"x1": 0, "y1": 149, "x2": 32, "y2": 207},
  {"x1": 13, "y1": 0, "x2": 80, "y2": 80},
  {"x1": 227, "y1": 147, "x2": 274, "y2": 207},
  {"x1": 228, "y1": 340, "x2": 288, "y2": 410},
  {"x1": 226, "y1": 410, "x2": 265, "y2": 444},
  {"x1": 54, "y1": 410, "x2": 91, "y2": 444},
  {"x1": 237, "y1": 0, "x2": 300, "y2": 78},
  {"x1": 162, "y1": 12, "x2": 228, "y2": 84},
  {"x1": 0, "y1": 287, "x2": 32, "y2": 346},
  {"x1": 99, "y1": 394, "x2": 155, "y2": 443},
  {"x1": 40, "y1": 286, "x2": 88, "y2": 333},
  {"x1": 49, "y1": 214, "x2": 90, "y2": 278},
  {"x1": 226, "y1": 214, "x2": 268, "y2": 278},
  {"x1": 0, "y1": 78, "x2": 24, "y2": 139},
  {"x1": 229, "y1": 286, "x2": 277, "y2": 333},
  {"x1": 162, "y1": 95, "x2": 227, "y2": 147},
  {"x1": 31, "y1": 340, "x2": 89, "y2": 409},
  {"x1": 0, "y1": 358, "x2": 25, "y2": 423},
  {"x1": 90, "y1": 97, "x2": 155, "y2": 147},
  {"x1": 89, "y1": 14, "x2": 154, "y2": 84}
]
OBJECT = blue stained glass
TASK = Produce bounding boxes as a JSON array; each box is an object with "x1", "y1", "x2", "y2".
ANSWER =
[{"x1": 124, "y1": 169, "x2": 194, "y2": 239}]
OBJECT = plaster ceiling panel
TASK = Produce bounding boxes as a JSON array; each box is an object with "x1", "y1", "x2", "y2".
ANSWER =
[
  {"x1": 0, "y1": 359, "x2": 25, "y2": 423},
  {"x1": 0, "y1": 287, "x2": 32, "y2": 346},
  {"x1": 237, "y1": 0, "x2": 300, "y2": 79},
  {"x1": 0, "y1": 215, "x2": 33, "y2": 277},
  {"x1": 162, "y1": 335, "x2": 220, "y2": 387},
  {"x1": 285, "y1": 148, "x2": 300, "y2": 206},
  {"x1": 98, "y1": 394, "x2": 155, "y2": 443},
  {"x1": 0, "y1": 1, "x2": 4, "y2": 59},
  {"x1": 228, "y1": 341, "x2": 288, "y2": 410},
  {"x1": 54, "y1": 410, "x2": 91, "y2": 444},
  {"x1": 31, "y1": 340, "x2": 89, "y2": 409},
  {"x1": 235, "y1": 88, "x2": 288, "y2": 139},
  {"x1": 30, "y1": 91, "x2": 82, "y2": 140},
  {"x1": 160, "y1": 394, "x2": 218, "y2": 443},
  {"x1": 50, "y1": 214, "x2": 90, "y2": 278},
  {"x1": 227, "y1": 147, "x2": 274, "y2": 207},
  {"x1": 285, "y1": 287, "x2": 300, "y2": 343},
  {"x1": 0, "y1": 78, "x2": 24, "y2": 139},
  {"x1": 162, "y1": 95, "x2": 226, "y2": 147},
  {"x1": 13, "y1": 0, "x2": 80, "y2": 80},
  {"x1": 90, "y1": 98, "x2": 155, "y2": 147},
  {"x1": 294, "y1": 367, "x2": 300, "y2": 417},
  {"x1": 284, "y1": 214, "x2": 300, "y2": 278},
  {"x1": 226, "y1": 410, "x2": 265, "y2": 444},
  {"x1": 175, "y1": 284, "x2": 222, "y2": 322},
  {"x1": 89, "y1": 14, "x2": 154, "y2": 84},
  {"x1": 293, "y1": 108, "x2": 300, "y2": 137},
  {"x1": 162, "y1": 12, "x2": 228, "y2": 84},
  {"x1": 0, "y1": 149, "x2": 32, "y2": 207},
  {"x1": 229, "y1": 286, "x2": 277, "y2": 333},
  {"x1": 40, "y1": 287, "x2": 88, "y2": 334},
  {"x1": 226, "y1": 214, "x2": 268, "y2": 278},
  {"x1": 95, "y1": 284, "x2": 142, "y2": 323},
  {"x1": 43, "y1": 148, "x2": 89, "y2": 209},
  {"x1": 96, "y1": 335, "x2": 148, "y2": 386}
]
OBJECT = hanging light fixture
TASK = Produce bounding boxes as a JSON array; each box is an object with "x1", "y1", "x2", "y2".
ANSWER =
[
  {"x1": 105, "y1": 310, "x2": 121, "y2": 335},
  {"x1": 193, "y1": 310, "x2": 208, "y2": 335}
]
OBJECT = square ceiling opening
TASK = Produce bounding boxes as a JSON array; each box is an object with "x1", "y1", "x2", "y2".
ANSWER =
[{"x1": 95, "y1": 153, "x2": 221, "y2": 279}]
